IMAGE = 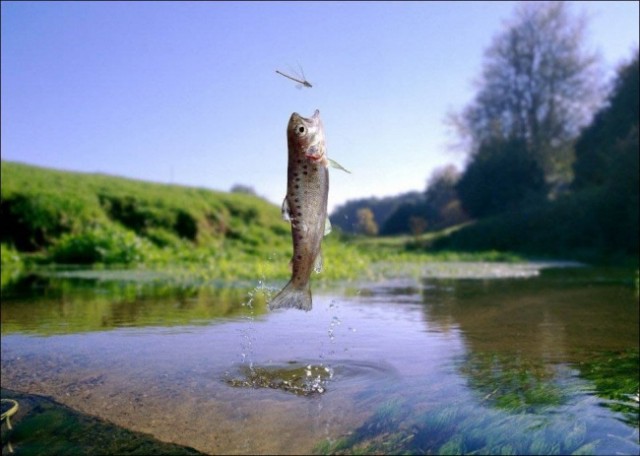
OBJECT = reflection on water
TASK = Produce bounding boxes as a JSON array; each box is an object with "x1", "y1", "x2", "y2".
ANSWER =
[
  {"x1": 1, "y1": 264, "x2": 638, "y2": 455},
  {"x1": 1, "y1": 273, "x2": 269, "y2": 335}
]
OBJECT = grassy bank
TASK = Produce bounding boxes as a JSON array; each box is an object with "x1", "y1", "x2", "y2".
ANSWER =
[
  {"x1": 9, "y1": 161, "x2": 629, "y2": 292},
  {"x1": 1, "y1": 161, "x2": 440, "y2": 288}
]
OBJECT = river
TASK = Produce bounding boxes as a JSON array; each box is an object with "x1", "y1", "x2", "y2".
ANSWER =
[{"x1": 1, "y1": 262, "x2": 638, "y2": 454}]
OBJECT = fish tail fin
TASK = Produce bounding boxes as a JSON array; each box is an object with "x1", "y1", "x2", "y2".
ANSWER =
[{"x1": 268, "y1": 281, "x2": 312, "y2": 311}]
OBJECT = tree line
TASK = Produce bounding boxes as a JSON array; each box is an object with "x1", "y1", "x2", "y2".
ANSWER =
[{"x1": 331, "y1": 2, "x2": 638, "y2": 258}]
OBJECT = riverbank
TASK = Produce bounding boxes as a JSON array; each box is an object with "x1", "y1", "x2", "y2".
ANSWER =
[{"x1": 1, "y1": 388, "x2": 202, "y2": 455}]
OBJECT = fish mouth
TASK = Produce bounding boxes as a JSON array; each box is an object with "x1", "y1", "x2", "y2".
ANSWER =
[
  {"x1": 306, "y1": 153, "x2": 325, "y2": 162},
  {"x1": 305, "y1": 144, "x2": 325, "y2": 161}
]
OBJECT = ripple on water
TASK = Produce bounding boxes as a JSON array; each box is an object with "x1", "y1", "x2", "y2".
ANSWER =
[{"x1": 225, "y1": 359, "x2": 398, "y2": 397}]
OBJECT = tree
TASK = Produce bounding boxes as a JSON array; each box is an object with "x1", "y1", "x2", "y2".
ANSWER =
[
  {"x1": 572, "y1": 53, "x2": 639, "y2": 254},
  {"x1": 424, "y1": 165, "x2": 468, "y2": 229},
  {"x1": 424, "y1": 166, "x2": 460, "y2": 215},
  {"x1": 452, "y1": 1, "x2": 602, "y2": 190},
  {"x1": 330, "y1": 192, "x2": 423, "y2": 234},
  {"x1": 356, "y1": 208, "x2": 378, "y2": 236},
  {"x1": 573, "y1": 53, "x2": 639, "y2": 189},
  {"x1": 380, "y1": 201, "x2": 426, "y2": 235},
  {"x1": 456, "y1": 138, "x2": 546, "y2": 218}
]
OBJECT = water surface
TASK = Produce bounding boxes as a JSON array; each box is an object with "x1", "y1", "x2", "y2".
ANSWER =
[{"x1": 1, "y1": 263, "x2": 638, "y2": 454}]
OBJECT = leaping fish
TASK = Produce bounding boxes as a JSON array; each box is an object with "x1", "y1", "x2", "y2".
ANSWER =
[{"x1": 269, "y1": 110, "x2": 349, "y2": 312}]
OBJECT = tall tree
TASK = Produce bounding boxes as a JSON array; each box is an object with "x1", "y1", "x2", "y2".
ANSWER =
[
  {"x1": 456, "y1": 138, "x2": 545, "y2": 218},
  {"x1": 453, "y1": 1, "x2": 602, "y2": 190},
  {"x1": 573, "y1": 53, "x2": 639, "y2": 254},
  {"x1": 573, "y1": 53, "x2": 639, "y2": 189}
]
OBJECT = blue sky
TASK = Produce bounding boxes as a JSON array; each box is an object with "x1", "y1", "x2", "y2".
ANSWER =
[{"x1": 2, "y1": 1, "x2": 638, "y2": 212}]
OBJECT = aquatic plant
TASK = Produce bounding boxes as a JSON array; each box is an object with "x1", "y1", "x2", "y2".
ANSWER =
[
  {"x1": 576, "y1": 349, "x2": 640, "y2": 427},
  {"x1": 459, "y1": 352, "x2": 565, "y2": 413},
  {"x1": 313, "y1": 398, "x2": 628, "y2": 455},
  {"x1": 314, "y1": 351, "x2": 639, "y2": 455}
]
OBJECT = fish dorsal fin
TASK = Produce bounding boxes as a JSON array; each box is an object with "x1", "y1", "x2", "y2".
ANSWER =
[
  {"x1": 281, "y1": 196, "x2": 291, "y2": 221},
  {"x1": 324, "y1": 217, "x2": 332, "y2": 236},
  {"x1": 328, "y1": 158, "x2": 351, "y2": 174}
]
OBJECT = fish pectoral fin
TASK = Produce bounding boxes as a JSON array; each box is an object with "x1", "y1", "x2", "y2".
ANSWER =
[
  {"x1": 324, "y1": 217, "x2": 332, "y2": 236},
  {"x1": 313, "y1": 249, "x2": 323, "y2": 273},
  {"x1": 281, "y1": 197, "x2": 291, "y2": 221},
  {"x1": 328, "y1": 158, "x2": 351, "y2": 174}
]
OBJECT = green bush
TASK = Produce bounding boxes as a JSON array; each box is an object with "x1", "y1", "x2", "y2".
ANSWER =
[
  {"x1": 144, "y1": 227, "x2": 183, "y2": 248},
  {"x1": 1, "y1": 243, "x2": 24, "y2": 288},
  {"x1": 50, "y1": 226, "x2": 157, "y2": 265}
]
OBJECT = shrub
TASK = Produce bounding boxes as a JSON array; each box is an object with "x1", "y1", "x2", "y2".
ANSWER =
[
  {"x1": 50, "y1": 226, "x2": 156, "y2": 265},
  {"x1": 1, "y1": 243, "x2": 24, "y2": 289}
]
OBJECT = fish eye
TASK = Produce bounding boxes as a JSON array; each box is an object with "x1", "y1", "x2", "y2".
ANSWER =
[{"x1": 295, "y1": 125, "x2": 306, "y2": 136}]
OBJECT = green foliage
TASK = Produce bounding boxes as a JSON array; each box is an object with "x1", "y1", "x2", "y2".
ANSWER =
[
  {"x1": 1, "y1": 243, "x2": 24, "y2": 289},
  {"x1": 1, "y1": 161, "x2": 288, "y2": 263},
  {"x1": 574, "y1": 54, "x2": 639, "y2": 189},
  {"x1": 381, "y1": 200, "x2": 426, "y2": 235},
  {"x1": 379, "y1": 166, "x2": 468, "y2": 236},
  {"x1": 457, "y1": 138, "x2": 546, "y2": 218},
  {"x1": 330, "y1": 191, "x2": 424, "y2": 234},
  {"x1": 431, "y1": 189, "x2": 623, "y2": 259},
  {"x1": 50, "y1": 226, "x2": 157, "y2": 265},
  {"x1": 436, "y1": 56, "x2": 639, "y2": 260}
]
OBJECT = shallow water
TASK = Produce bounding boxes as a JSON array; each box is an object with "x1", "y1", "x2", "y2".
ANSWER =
[{"x1": 1, "y1": 263, "x2": 638, "y2": 455}]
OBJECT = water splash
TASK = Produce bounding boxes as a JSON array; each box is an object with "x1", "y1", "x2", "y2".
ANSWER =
[
  {"x1": 226, "y1": 362, "x2": 333, "y2": 396},
  {"x1": 328, "y1": 316, "x2": 341, "y2": 341},
  {"x1": 239, "y1": 279, "x2": 274, "y2": 370}
]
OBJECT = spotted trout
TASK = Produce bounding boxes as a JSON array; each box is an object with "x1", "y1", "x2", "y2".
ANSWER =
[{"x1": 269, "y1": 109, "x2": 347, "y2": 312}]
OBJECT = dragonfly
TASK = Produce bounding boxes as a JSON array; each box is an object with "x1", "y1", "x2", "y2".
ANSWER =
[{"x1": 275, "y1": 66, "x2": 313, "y2": 88}]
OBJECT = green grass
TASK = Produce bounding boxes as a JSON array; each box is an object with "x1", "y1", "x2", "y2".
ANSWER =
[
  {"x1": 1, "y1": 161, "x2": 538, "y2": 289},
  {"x1": 1, "y1": 160, "x2": 289, "y2": 253},
  {"x1": 1, "y1": 160, "x2": 290, "y2": 271}
]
